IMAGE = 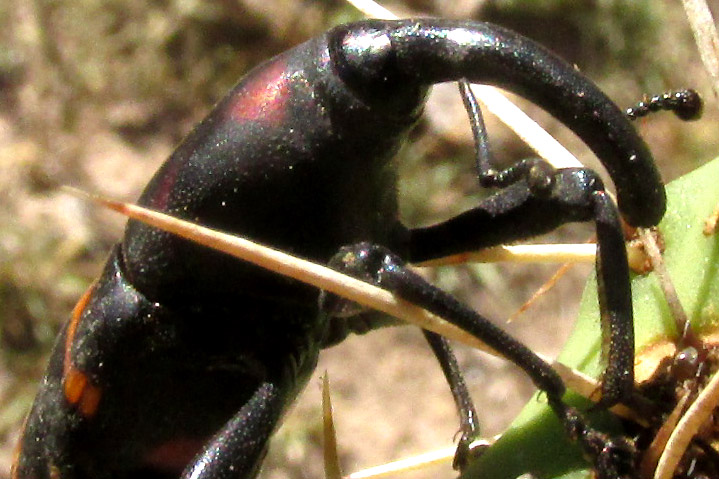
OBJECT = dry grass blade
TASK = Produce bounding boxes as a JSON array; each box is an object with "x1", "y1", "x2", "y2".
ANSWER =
[
  {"x1": 654, "y1": 369, "x2": 719, "y2": 479},
  {"x1": 417, "y1": 242, "x2": 647, "y2": 268},
  {"x1": 323, "y1": 373, "x2": 343, "y2": 479},
  {"x1": 346, "y1": 446, "x2": 458, "y2": 479},
  {"x1": 681, "y1": 0, "x2": 719, "y2": 101},
  {"x1": 508, "y1": 263, "x2": 574, "y2": 322},
  {"x1": 638, "y1": 228, "x2": 691, "y2": 341},
  {"x1": 344, "y1": 0, "x2": 397, "y2": 20},
  {"x1": 345, "y1": 442, "x2": 492, "y2": 479},
  {"x1": 640, "y1": 392, "x2": 691, "y2": 478},
  {"x1": 415, "y1": 244, "x2": 596, "y2": 267}
]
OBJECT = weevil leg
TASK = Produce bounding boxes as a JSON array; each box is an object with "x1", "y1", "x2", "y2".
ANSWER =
[
  {"x1": 457, "y1": 80, "x2": 495, "y2": 185},
  {"x1": 458, "y1": 80, "x2": 555, "y2": 191},
  {"x1": 592, "y1": 190, "x2": 634, "y2": 407},
  {"x1": 422, "y1": 330, "x2": 481, "y2": 470},
  {"x1": 320, "y1": 256, "x2": 481, "y2": 471},
  {"x1": 405, "y1": 171, "x2": 635, "y2": 408},
  {"x1": 181, "y1": 382, "x2": 284, "y2": 479},
  {"x1": 328, "y1": 242, "x2": 636, "y2": 478},
  {"x1": 404, "y1": 81, "x2": 635, "y2": 408}
]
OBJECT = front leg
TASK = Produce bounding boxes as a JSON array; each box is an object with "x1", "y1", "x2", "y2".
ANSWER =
[
  {"x1": 406, "y1": 81, "x2": 634, "y2": 408},
  {"x1": 321, "y1": 254, "x2": 480, "y2": 472},
  {"x1": 326, "y1": 242, "x2": 636, "y2": 479},
  {"x1": 182, "y1": 382, "x2": 285, "y2": 479},
  {"x1": 407, "y1": 167, "x2": 633, "y2": 408}
]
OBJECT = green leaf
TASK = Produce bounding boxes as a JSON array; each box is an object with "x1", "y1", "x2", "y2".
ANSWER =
[{"x1": 461, "y1": 157, "x2": 719, "y2": 479}]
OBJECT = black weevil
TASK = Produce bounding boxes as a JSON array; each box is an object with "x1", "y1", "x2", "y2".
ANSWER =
[{"x1": 12, "y1": 19, "x2": 702, "y2": 479}]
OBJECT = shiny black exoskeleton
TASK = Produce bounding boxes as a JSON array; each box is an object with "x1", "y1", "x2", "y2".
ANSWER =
[{"x1": 13, "y1": 19, "x2": 694, "y2": 479}]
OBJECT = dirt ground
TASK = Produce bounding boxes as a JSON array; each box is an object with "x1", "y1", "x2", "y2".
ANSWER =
[{"x1": 1, "y1": 1, "x2": 717, "y2": 479}]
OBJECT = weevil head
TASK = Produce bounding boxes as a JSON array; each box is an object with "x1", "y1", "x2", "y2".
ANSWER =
[{"x1": 328, "y1": 19, "x2": 667, "y2": 228}]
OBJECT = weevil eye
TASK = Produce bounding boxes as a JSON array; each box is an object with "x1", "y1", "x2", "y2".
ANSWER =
[
  {"x1": 329, "y1": 22, "x2": 426, "y2": 116},
  {"x1": 330, "y1": 23, "x2": 396, "y2": 94},
  {"x1": 339, "y1": 27, "x2": 394, "y2": 78}
]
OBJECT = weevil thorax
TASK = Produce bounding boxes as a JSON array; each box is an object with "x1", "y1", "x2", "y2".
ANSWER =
[{"x1": 119, "y1": 31, "x2": 427, "y2": 352}]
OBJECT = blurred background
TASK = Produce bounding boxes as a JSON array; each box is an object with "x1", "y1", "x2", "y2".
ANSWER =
[{"x1": 1, "y1": 1, "x2": 717, "y2": 478}]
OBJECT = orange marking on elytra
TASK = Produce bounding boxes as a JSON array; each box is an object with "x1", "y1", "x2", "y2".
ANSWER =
[
  {"x1": 62, "y1": 285, "x2": 103, "y2": 418},
  {"x1": 64, "y1": 369, "x2": 87, "y2": 405},
  {"x1": 64, "y1": 286, "x2": 94, "y2": 376},
  {"x1": 78, "y1": 381, "x2": 102, "y2": 417},
  {"x1": 64, "y1": 368, "x2": 103, "y2": 418}
]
